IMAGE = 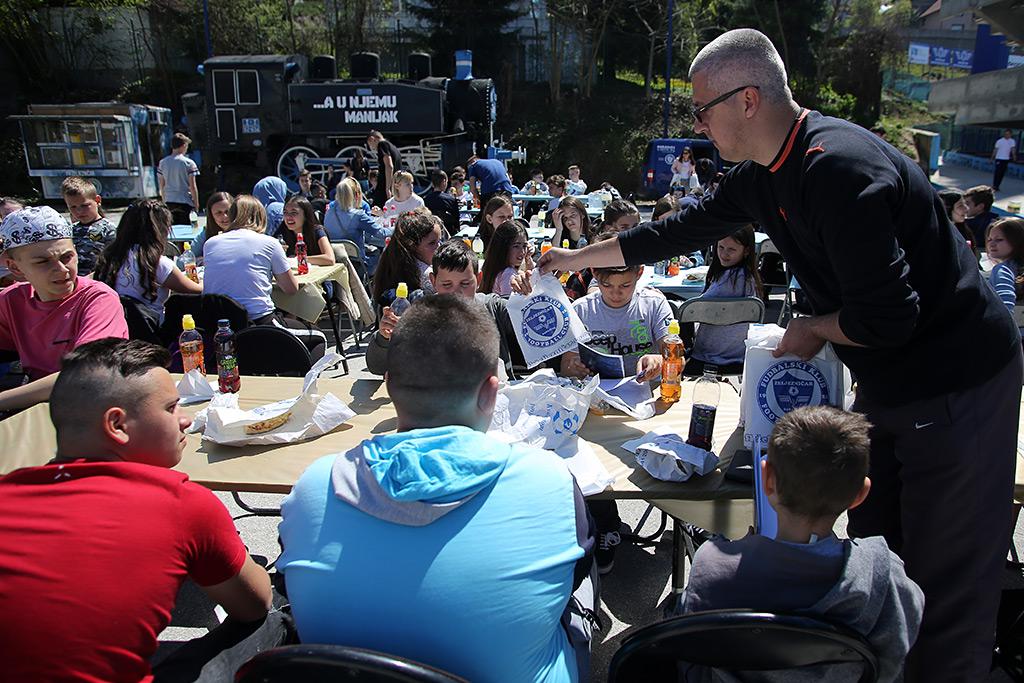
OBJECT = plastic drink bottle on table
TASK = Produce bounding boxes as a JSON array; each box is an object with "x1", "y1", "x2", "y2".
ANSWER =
[
  {"x1": 660, "y1": 321, "x2": 684, "y2": 403},
  {"x1": 295, "y1": 233, "x2": 309, "y2": 275},
  {"x1": 391, "y1": 282, "x2": 412, "y2": 317},
  {"x1": 181, "y1": 242, "x2": 199, "y2": 283},
  {"x1": 472, "y1": 235, "x2": 484, "y2": 255},
  {"x1": 214, "y1": 319, "x2": 240, "y2": 393},
  {"x1": 667, "y1": 257, "x2": 680, "y2": 277},
  {"x1": 687, "y1": 368, "x2": 720, "y2": 451},
  {"x1": 179, "y1": 314, "x2": 205, "y2": 374}
]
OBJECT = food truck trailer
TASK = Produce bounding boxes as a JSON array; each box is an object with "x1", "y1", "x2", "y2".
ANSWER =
[{"x1": 12, "y1": 102, "x2": 172, "y2": 199}]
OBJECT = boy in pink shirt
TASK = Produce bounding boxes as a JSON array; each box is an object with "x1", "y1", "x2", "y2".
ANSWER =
[{"x1": 0, "y1": 206, "x2": 127, "y2": 411}]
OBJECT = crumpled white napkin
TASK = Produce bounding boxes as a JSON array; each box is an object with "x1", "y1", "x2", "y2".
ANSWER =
[
  {"x1": 176, "y1": 369, "x2": 217, "y2": 406},
  {"x1": 621, "y1": 431, "x2": 719, "y2": 482}
]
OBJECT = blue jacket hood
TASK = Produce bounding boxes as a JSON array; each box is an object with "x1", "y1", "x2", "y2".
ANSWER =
[
  {"x1": 253, "y1": 176, "x2": 289, "y2": 207},
  {"x1": 331, "y1": 426, "x2": 512, "y2": 526}
]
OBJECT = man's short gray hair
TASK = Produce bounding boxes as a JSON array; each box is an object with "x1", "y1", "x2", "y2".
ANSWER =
[{"x1": 689, "y1": 28, "x2": 792, "y2": 105}]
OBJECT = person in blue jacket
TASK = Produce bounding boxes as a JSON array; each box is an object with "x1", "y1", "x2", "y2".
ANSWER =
[
  {"x1": 323, "y1": 177, "x2": 391, "y2": 274},
  {"x1": 279, "y1": 295, "x2": 597, "y2": 683}
]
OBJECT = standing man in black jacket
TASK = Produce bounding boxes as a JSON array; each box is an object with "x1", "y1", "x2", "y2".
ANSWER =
[{"x1": 539, "y1": 28, "x2": 1022, "y2": 683}]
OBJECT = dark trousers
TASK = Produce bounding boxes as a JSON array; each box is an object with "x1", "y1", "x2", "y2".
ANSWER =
[
  {"x1": 152, "y1": 610, "x2": 295, "y2": 683},
  {"x1": 167, "y1": 202, "x2": 193, "y2": 227},
  {"x1": 588, "y1": 499, "x2": 621, "y2": 534},
  {"x1": 993, "y1": 159, "x2": 1010, "y2": 191},
  {"x1": 848, "y1": 349, "x2": 1023, "y2": 682}
]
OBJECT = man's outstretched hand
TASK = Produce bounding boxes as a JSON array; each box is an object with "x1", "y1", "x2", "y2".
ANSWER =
[{"x1": 536, "y1": 247, "x2": 578, "y2": 275}]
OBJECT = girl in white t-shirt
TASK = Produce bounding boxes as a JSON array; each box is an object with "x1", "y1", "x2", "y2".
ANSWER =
[
  {"x1": 479, "y1": 220, "x2": 531, "y2": 296},
  {"x1": 94, "y1": 199, "x2": 201, "y2": 322},
  {"x1": 670, "y1": 147, "x2": 694, "y2": 189},
  {"x1": 203, "y1": 195, "x2": 327, "y2": 359},
  {"x1": 378, "y1": 171, "x2": 425, "y2": 216}
]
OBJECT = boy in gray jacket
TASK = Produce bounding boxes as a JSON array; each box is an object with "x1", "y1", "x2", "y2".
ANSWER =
[{"x1": 680, "y1": 406, "x2": 924, "y2": 682}]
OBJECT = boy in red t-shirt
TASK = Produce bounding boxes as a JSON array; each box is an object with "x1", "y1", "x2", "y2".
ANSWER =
[
  {"x1": 0, "y1": 339, "x2": 276, "y2": 682},
  {"x1": 0, "y1": 205, "x2": 128, "y2": 411}
]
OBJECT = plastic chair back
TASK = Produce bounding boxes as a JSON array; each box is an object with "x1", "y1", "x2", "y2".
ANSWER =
[
  {"x1": 234, "y1": 644, "x2": 469, "y2": 683},
  {"x1": 120, "y1": 296, "x2": 162, "y2": 345},
  {"x1": 609, "y1": 610, "x2": 878, "y2": 683},
  {"x1": 676, "y1": 296, "x2": 765, "y2": 326},
  {"x1": 200, "y1": 294, "x2": 250, "y2": 335},
  {"x1": 161, "y1": 294, "x2": 203, "y2": 345},
  {"x1": 234, "y1": 325, "x2": 313, "y2": 377}
]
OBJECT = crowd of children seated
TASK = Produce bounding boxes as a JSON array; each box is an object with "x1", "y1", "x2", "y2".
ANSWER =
[{"x1": 0, "y1": 147, "x2": 947, "y2": 682}]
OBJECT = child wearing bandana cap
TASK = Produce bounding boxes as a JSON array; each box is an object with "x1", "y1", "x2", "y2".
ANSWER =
[{"x1": 0, "y1": 206, "x2": 127, "y2": 411}]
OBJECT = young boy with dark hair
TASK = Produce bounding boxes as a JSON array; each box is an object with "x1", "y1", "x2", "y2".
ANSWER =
[
  {"x1": 961, "y1": 185, "x2": 998, "y2": 249},
  {"x1": 366, "y1": 240, "x2": 523, "y2": 378},
  {"x1": 423, "y1": 169, "x2": 460, "y2": 235},
  {"x1": 279, "y1": 295, "x2": 596, "y2": 683},
  {"x1": 547, "y1": 174, "x2": 567, "y2": 212},
  {"x1": 0, "y1": 338, "x2": 276, "y2": 681},
  {"x1": 561, "y1": 231, "x2": 673, "y2": 383},
  {"x1": 158, "y1": 132, "x2": 200, "y2": 226},
  {"x1": 560, "y1": 230, "x2": 674, "y2": 573},
  {"x1": 0, "y1": 206, "x2": 128, "y2": 411},
  {"x1": 681, "y1": 406, "x2": 924, "y2": 683},
  {"x1": 60, "y1": 176, "x2": 116, "y2": 276}
]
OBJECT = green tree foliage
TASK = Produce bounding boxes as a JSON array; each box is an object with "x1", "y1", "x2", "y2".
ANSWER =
[{"x1": 407, "y1": 0, "x2": 525, "y2": 79}]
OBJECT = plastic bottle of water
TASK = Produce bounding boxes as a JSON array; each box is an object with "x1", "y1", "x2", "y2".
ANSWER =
[
  {"x1": 295, "y1": 232, "x2": 309, "y2": 275},
  {"x1": 179, "y1": 314, "x2": 205, "y2": 374},
  {"x1": 660, "y1": 321, "x2": 684, "y2": 403},
  {"x1": 391, "y1": 282, "x2": 412, "y2": 317},
  {"x1": 688, "y1": 367, "x2": 720, "y2": 450},
  {"x1": 181, "y1": 242, "x2": 199, "y2": 283},
  {"x1": 214, "y1": 319, "x2": 240, "y2": 393},
  {"x1": 472, "y1": 235, "x2": 484, "y2": 255}
]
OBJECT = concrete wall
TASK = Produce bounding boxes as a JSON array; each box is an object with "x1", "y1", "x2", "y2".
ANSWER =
[{"x1": 928, "y1": 67, "x2": 1024, "y2": 126}]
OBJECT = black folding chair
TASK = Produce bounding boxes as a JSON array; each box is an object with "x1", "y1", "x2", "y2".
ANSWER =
[
  {"x1": 227, "y1": 325, "x2": 315, "y2": 516},
  {"x1": 235, "y1": 644, "x2": 469, "y2": 683},
  {"x1": 609, "y1": 610, "x2": 879, "y2": 683},
  {"x1": 120, "y1": 296, "x2": 162, "y2": 345},
  {"x1": 234, "y1": 326, "x2": 313, "y2": 378}
]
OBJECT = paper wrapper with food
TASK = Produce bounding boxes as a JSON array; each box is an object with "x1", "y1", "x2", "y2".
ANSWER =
[{"x1": 188, "y1": 353, "x2": 355, "y2": 446}]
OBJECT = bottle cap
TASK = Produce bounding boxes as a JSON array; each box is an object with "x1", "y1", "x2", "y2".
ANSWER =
[
  {"x1": 183, "y1": 242, "x2": 191, "y2": 251},
  {"x1": 182, "y1": 314, "x2": 196, "y2": 330},
  {"x1": 668, "y1": 320, "x2": 680, "y2": 335},
  {"x1": 396, "y1": 282, "x2": 408, "y2": 298}
]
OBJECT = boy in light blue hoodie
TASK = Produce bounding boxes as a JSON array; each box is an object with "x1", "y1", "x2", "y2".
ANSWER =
[{"x1": 278, "y1": 295, "x2": 598, "y2": 683}]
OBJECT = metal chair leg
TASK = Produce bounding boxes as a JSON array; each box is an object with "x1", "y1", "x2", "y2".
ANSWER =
[
  {"x1": 631, "y1": 503, "x2": 669, "y2": 544},
  {"x1": 323, "y1": 296, "x2": 350, "y2": 375},
  {"x1": 663, "y1": 518, "x2": 697, "y2": 619},
  {"x1": 232, "y1": 491, "x2": 281, "y2": 517}
]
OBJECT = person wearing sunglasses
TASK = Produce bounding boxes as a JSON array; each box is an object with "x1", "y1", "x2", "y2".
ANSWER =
[{"x1": 538, "y1": 27, "x2": 1021, "y2": 683}]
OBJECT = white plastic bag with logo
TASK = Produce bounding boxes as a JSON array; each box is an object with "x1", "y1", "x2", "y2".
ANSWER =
[
  {"x1": 740, "y1": 324, "x2": 851, "y2": 538},
  {"x1": 488, "y1": 369, "x2": 598, "y2": 454},
  {"x1": 741, "y1": 324, "x2": 851, "y2": 448},
  {"x1": 507, "y1": 271, "x2": 592, "y2": 368}
]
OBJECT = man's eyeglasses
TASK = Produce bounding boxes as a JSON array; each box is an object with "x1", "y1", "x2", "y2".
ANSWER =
[{"x1": 690, "y1": 85, "x2": 759, "y2": 124}]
